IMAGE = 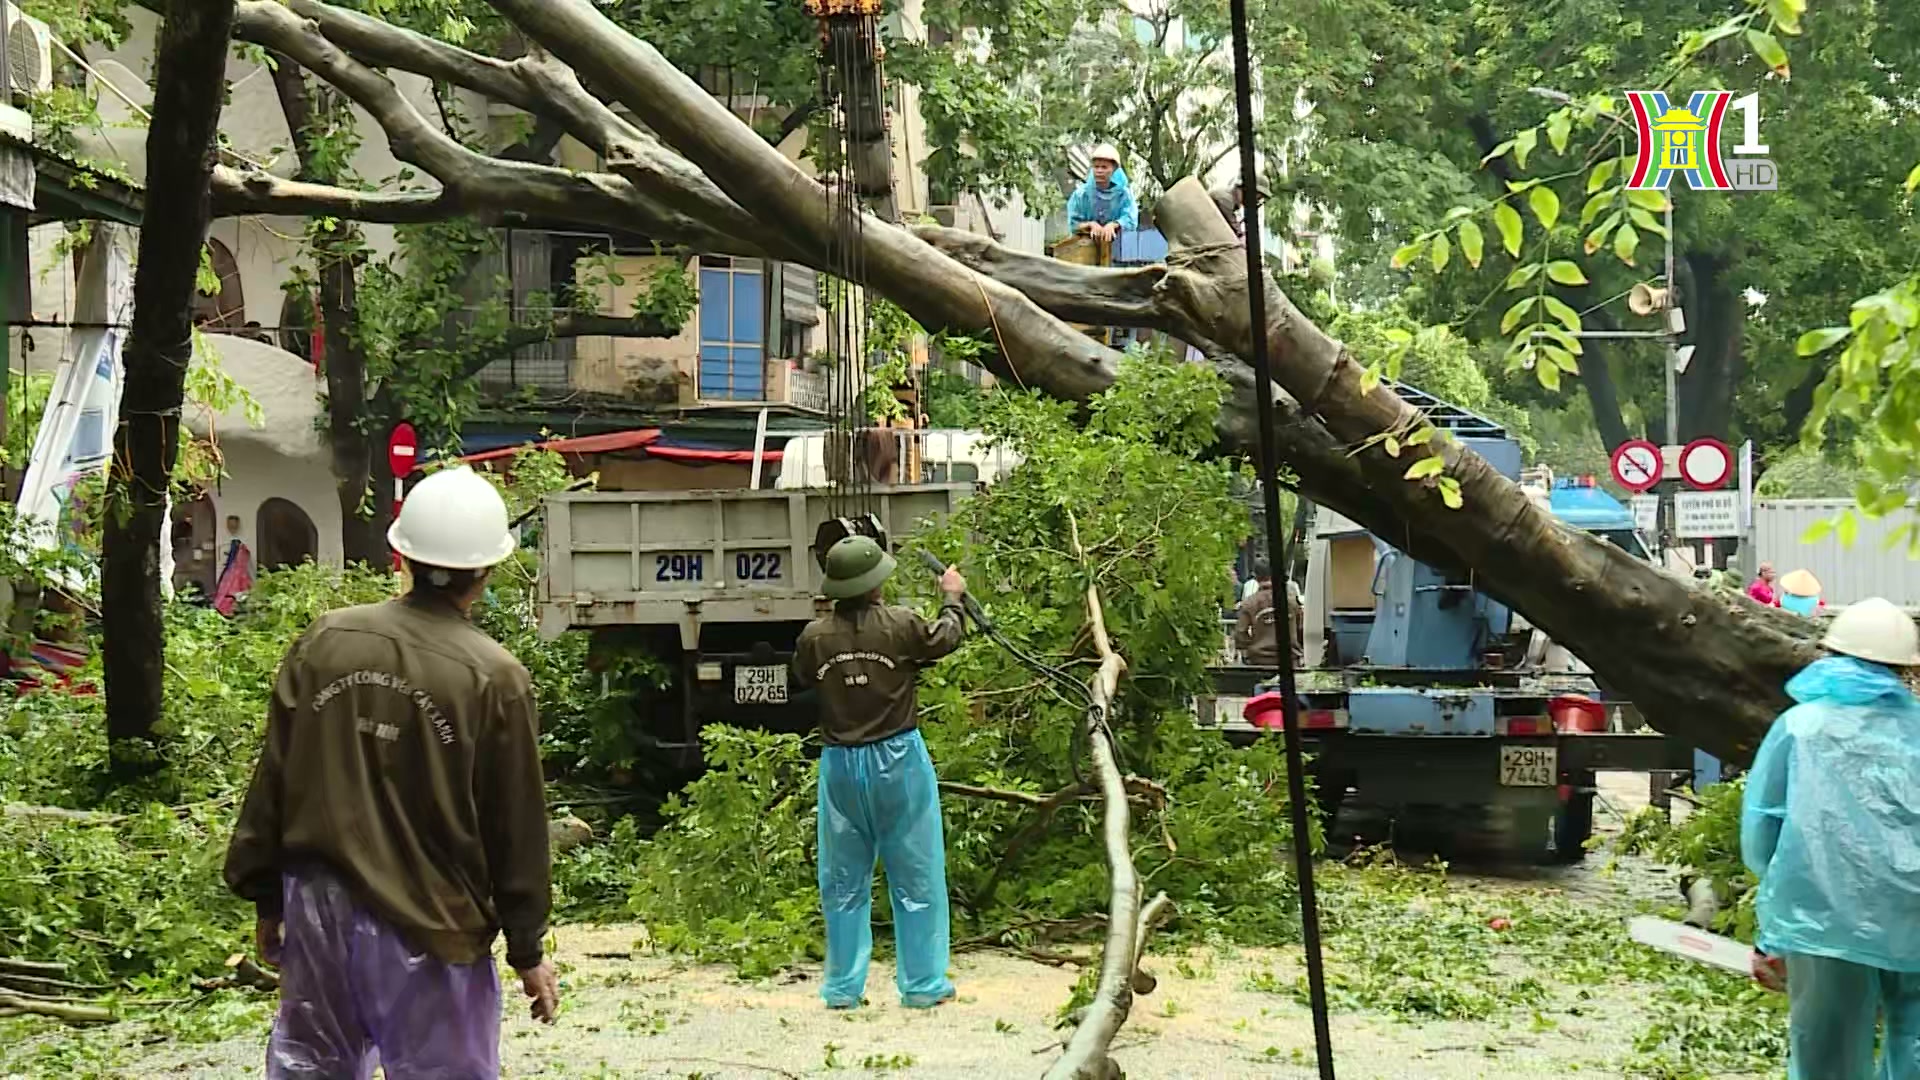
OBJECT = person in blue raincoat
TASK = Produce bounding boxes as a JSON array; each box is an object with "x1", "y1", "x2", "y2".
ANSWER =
[
  {"x1": 793, "y1": 536, "x2": 967, "y2": 1009},
  {"x1": 1741, "y1": 596, "x2": 1920, "y2": 1080},
  {"x1": 1066, "y1": 144, "x2": 1139, "y2": 246}
]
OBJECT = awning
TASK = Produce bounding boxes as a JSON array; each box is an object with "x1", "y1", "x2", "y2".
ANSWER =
[
  {"x1": 456, "y1": 427, "x2": 781, "y2": 468},
  {"x1": 460, "y1": 428, "x2": 662, "y2": 467}
]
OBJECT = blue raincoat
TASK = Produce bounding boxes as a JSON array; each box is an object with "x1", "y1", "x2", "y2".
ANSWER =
[
  {"x1": 817, "y1": 728, "x2": 954, "y2": 1009},
  {"x1": 1066, "y1": 166, "x2": 1139, "y2": 234},
  {"x1": 1743, "y1": 655, "x2": 1920, "y2": 1080}
]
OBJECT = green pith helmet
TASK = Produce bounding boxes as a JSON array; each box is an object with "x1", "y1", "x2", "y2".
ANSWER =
[{"x1": 820, "y1": 535, "x2": 896, "y2": 599}]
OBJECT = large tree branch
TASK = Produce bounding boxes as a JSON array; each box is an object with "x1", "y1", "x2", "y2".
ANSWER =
[
  {"x1": 1047, "y1": 511, "x2": 1139, "y2": 1080},
  {"x1": 229, "y1": 1, "x2": 760, "y2": 254},
  {"x1": 210, "y1": 167, "x2": 457, "y2": 222},
  {"x1": 214, "y1": 0, "x2": 1813, "y2": 761}
]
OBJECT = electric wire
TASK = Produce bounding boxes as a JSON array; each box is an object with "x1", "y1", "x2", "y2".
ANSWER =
[{"x1": 1225, "y1": 0, "x2": 1336, "y2": 1073}]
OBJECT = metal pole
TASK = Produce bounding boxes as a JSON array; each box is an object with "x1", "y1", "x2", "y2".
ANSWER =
[
  {"x1": 749, "y1": 406, "x2": 770, "y2": 489},
  {"x1": 1225, "y1": 3, "x2": 1335, "y2": 1076},
  {"x1": 1661, "y1": 199, "x2": 1679, "y2": 564}
]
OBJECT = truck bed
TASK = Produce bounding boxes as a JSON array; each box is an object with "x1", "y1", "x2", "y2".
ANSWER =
[{"x1": 537, "y1": 484, "x2": 973, "y2": 644}]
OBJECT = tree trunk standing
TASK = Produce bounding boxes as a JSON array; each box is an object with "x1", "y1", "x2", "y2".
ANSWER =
[
  {"x1": 314, "y1": 248, "x2": 393, "y2": 566},
  {"x1": 100, "y1": 0, "x2": 238, "y2": 768},
  {"x1": 1676, "y1": 252, "x2": 1743, "y2": 443},
  {"x1": 269, "y1": 55, "x2": 392, "y2": 566}
]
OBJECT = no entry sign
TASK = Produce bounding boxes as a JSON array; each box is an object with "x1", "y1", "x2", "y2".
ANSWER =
[
  {"x1": 1679, "y1": 437, "x2": 1733, "y2": 491},
  {"x1": 1609, "y1": 439, "x2": 1662, "y2": 494},
  {"x1": 387, "y1": 422, "x2": 418, "y2": 479}
]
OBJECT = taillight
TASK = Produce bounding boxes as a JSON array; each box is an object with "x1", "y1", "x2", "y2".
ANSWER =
[{"x1": 1504, "y1": 716, "x2": 1550, "y2": 736}]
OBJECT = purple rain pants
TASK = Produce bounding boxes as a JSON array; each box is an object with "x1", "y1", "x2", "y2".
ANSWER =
[{"x1": 266, "y1": 863, "x2": 501, "y2": 1080}]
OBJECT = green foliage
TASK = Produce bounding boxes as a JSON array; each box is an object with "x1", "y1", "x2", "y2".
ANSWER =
[
  {"x1": 1794, "y1": 262, "x2": 1920, "y2": 545},
  {"x1": 613, "y1": 726, "x2": 823, "y2": 978},
  {"x1": 1752, "y1": 444, "x2": 1869, "y2": 498},
  {"x1": 1257, "y1": 855, "x2": 1786, "y2": 1077},
  {"x1": 584, "y1": 359, "x2": 1312, "y2": 975},
  {"x1": 0, "y1": 448, "x2": 604, "y2": 998},
  {"x1": 0, "y1": 565, "x2": 395, "y2": 992},
  {"x1": 1615, "y1": 778, "x2": 1759, "y2": 943},
  {"x1": 1324, "y1": 0, "x2": 1920, "y2": 484}
]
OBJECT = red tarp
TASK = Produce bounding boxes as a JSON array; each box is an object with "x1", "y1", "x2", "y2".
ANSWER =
[
  {"x1": 459, "y1": 428, "x2": 781, "y2": 467},
  {"x1": 460, "y1": 429, "x2": 662, "y2": 466},
  {"x1": 643, "y1": 443, "x2": 784, "y2": 464}
]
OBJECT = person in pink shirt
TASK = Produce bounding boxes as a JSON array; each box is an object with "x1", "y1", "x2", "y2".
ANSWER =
[{"x1": 1748, "y1": 562, "x2": 1779, "y2": 606}]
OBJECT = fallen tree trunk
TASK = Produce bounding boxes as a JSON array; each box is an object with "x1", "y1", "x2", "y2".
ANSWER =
[
  {"x1": 207, "y1": 0, "x2": 1819, "y2": 763},
  {"x1": 1045, "y1": 513, "x2": 1143, "y2": 1080}
]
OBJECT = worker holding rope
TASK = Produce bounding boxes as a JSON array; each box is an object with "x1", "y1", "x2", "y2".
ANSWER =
[{"x1": 794, "y1": 536, "x2": 967, "y2": 1009}]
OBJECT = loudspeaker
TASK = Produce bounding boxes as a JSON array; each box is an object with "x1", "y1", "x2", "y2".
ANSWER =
[{"x1": 1628, "y1": 282, "x2": 1671, "y2": 316}]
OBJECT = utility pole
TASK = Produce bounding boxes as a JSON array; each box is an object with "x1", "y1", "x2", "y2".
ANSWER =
[{"x1": 1661, "y1": 198, "x2": 1680, "y2": 567}]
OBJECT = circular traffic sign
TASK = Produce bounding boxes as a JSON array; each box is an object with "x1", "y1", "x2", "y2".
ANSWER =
[
  {"x1": 1679, "y1": 437, "x2": 1733, "y2": 490},
  {"x1": 387, "y1": 422, "x2": 419, "y2": 479},
  {"x1": 1609, "y1": 438, "x2": 1662, "y2": 494}
]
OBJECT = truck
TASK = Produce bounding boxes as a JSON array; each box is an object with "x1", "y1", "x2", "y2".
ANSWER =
[
  {"x1": 1201, "y1": 385, "x2": 1694, "y2": 862},
  {"x1": 537, "y1": 481, "x2": 972, "y2": 767}
]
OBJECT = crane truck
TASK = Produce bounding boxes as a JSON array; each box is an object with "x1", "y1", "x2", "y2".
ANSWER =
[{"x1": 1199, "y1": 384, "x2": 1693, "y2": 862}]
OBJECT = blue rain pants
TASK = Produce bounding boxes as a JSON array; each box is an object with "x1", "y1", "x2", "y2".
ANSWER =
[
  {"x1": 816, "y1": 727, "x2": 954, "y2": 1009},
  {"x1": 1785, "y1": 953, "x2": 1920, "y2": 1080}
]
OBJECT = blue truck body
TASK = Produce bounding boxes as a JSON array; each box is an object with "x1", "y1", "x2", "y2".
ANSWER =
[{"x1": 1204, "y1": 382, "x2": 1692, "y2": 860}]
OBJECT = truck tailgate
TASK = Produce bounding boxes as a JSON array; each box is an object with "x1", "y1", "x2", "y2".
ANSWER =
[{"x1": 538, "y1": 485, "x2": 971, "y2": 642}]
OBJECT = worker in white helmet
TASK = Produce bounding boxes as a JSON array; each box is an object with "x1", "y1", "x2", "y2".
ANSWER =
[
  {"x1": 1741, "y1": 597, "x2": 1920, "y2": 1079},
  {"x1": 1067, "y1": 143, "x2": 1138, "y2": 245},
  {"x1": 226, "y1": 464, "x2": 557, "y2": 1078}
]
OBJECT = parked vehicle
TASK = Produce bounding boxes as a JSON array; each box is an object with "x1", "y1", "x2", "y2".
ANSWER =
[
  {"x1": 536, "y1": 483, "x2": 972, "y2": 765},
  {"x1": 1200, "y1": 385, "x2": 1693, "y2": 862}
]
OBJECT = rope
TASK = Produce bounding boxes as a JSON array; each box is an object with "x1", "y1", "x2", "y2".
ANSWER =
[{"x1": 969, "y1": 273, "x2": 1023, "y2": 389}]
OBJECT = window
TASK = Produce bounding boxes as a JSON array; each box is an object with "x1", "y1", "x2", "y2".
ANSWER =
[
  {"x1": 698, "y1": 257, "x2": 766, "y2": 400},
  {"x1": 779, "y1": 319, "x2": 812, "y2": 360}
]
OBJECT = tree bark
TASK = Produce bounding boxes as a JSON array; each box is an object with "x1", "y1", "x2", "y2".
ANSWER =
[
  {"x1": 100, "y1": 0, "x2": 238, "y2": 770},
  {"x1": 1676, "y1": 251, "x2": 1743, "y2": 442},
  {"x1": 206, "y1": 0, "x2": 1820, "y2": 764}
]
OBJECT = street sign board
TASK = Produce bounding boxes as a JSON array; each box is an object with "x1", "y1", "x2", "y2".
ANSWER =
[
  {"x1": 1631, "y1": 495, "x2": 1660, "y2": 534},
  {"x1": 387, "y1": 422, "x2": 419, "y2": 479},
  {"x1": 1679, "y1": 437, "x2": 1733, "y2": 490},
  {"x1": 1675, "y1": 490, "x2": 1740, "y2": 538},
  {"x1": 1610, "y1": 439, "x2": 1663, "y2": 493}
]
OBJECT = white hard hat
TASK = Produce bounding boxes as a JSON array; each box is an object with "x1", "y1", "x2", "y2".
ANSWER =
[
  {"x1": 387, "y1": 465, "x2": 518, "y2": 570},
  {"x1": 1089, "y1": 143, "x2": 1122, "y2": 167},
  {"x1": 1822, "y1": 597, "x2": 1920, "y2": 667}
]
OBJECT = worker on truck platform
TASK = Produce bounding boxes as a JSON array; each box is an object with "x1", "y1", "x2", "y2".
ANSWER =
[
  {"x1": 225, "y1": 466, "x2": 558, "y2": 1078},
  {"x1": 1740, "y1": 597, "x2": 1920, "y2": 1080},
  {"x1": 1066, "y1": 144, "x2": 1138, "y2": 246},
  {"x1": 1233, "y1": 561, "x2": 1304, "y2": 669},
  {"x1": 793, "y1": 536, "x2": 968, "y2": 1010}
]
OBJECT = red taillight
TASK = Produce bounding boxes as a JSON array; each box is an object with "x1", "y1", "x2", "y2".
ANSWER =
[
  {"x1": 1303, "y1": 709, "x2": 1339, "y2": 729},
  {"x1": 1505, "y1": 716, "x2": 1550, "y2": 736}
]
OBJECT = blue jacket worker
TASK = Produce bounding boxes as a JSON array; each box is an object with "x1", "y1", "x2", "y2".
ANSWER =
[
  {"x1": 1066, "y1": 143, "x2": 1139, "y2": 246},
  {"x1": 792, "y1": 536, "x2": 967, "y2": 1009},
  {"x1": 1742, "y1": 596, "x2": 1920, "y2": 1080}
]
